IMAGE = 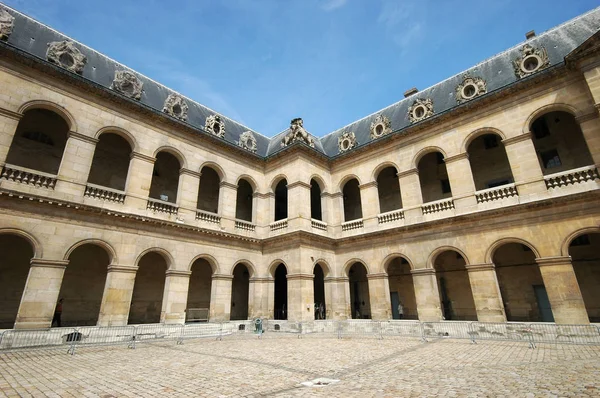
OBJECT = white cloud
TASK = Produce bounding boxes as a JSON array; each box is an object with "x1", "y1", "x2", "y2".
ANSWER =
[{"x1": 321, "y1": 0, "x2": 348, "y2": 12}]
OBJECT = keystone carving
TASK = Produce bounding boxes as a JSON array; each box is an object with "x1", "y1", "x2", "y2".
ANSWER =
[
  {"x1": 205, "y1": 114, "x2": 225, "y2": 138},
  {"x1": 238, "y1": 131, "x2": 258, "y2": 153},
  {"x1": 408, "y1": 98, "x2": 434, "y2": 123},
  {"x1": 46, "y1": 41, "x2": 87, "y2": 74},
  {"x1": 110, "y1": 70, "x2": 143, "y2": 100},
  {"x1": 0, "y1": 7, "x2": 14, "y2": 40},
  {"x1": 338, "y1": 131, "x2": 357, "y2": 153},
  {"x1": 370, "y1": 114, "x2": 392, "y2": 140},
  {"x1": 455, "y1": 74, "x2": 486, "y2": 104},
  {"x1": 513, "y1": 44, "x2": 549, "y2": 78},
  {"x1": 162, "y1": 93, "x2": 188, "y2": 121},
  {"x1": 281, "y1": 118, "x2": 315, "y2": 148}
]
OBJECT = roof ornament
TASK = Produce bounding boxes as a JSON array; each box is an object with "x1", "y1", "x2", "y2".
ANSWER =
[
  {"x1": 455, "y1": 74, "x2": 486, "y2": 104},
  {"x1": 513, "y1": 44, "x2": 549, "y2": 78},
  {"x1": 205, "y1": 114, "x2": 225, "y2": 138},
  {"x1": 162, "y1": 93, "x2": 188, "y2": 121},
  {"x1": 46, "y1": 40, "x2": 87, "y2": 74},
  {"x1": 338, "y1": 131, "x2": 357, "y2": 153},
  {"x1": 238, "y1": 131, "x2": 258, "y2": 153},
  {"x1": 111, "y1": 70, "x2": 143, "y2": 100},
  {"x1": 408, "y1": 98, "x2": 434, "y2": 124},
  {"x1": 370, "y1": 114, "x2": 392, "y2": 140},
  {"x1": 0, "y1": 7, "x2": 15, "y2": 40},
  {"x1": 281, "y1": 118, "x2": 315, "y2": 148}
]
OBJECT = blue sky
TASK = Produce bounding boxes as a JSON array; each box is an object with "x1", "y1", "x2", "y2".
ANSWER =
[{"x1": 4, "y1": 0, "x2": 598, "y2": 137}]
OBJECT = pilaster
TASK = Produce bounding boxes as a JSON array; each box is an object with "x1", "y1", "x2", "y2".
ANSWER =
[
  {"x1": 0, "y1": 111, "x2": 21, "y2": 165},
  {"x1": 359, "y1": 181, "x2": 379, "y2": 231},
  {"x1": 287, "y1": 273, "x2": 314, "y2": 321},
  {"x1": 502, "y1": 133, "x2": 547, "y2": 200},
  {"x1": 97, "y1": 265, "x2": 138, "y2": 327},
  {"x1": 160, "y1": 269, "x2": 191, "y2": 324},
  {"x1": 248, "y1": 277, "x2": 272, "y2": 319},
  {"x1": 54, "y1": 132, "x2": 99, "y2": 200},
  {"x1": 465, "y1": 263, "x2": 506, "y2": 322},
  {"x1": 444, "y1": 153, "x2": 477, "y2": 214},
  {"x1": 397, "y1": 169, "x2": 423, "y2": 223},
  {"x1": 366, "y1": 273, "x2": 392, "y2": 320},
  {"x1": 410, "y1": 268, "x2": 442, "y2": 321},
  {"x1": 287, "y1": 181, "x2": 312, "y2": 230},
  {"x1": 209, "y1": 274, "x2": 233, "y2": 321},
  {"x1": 324, "y1": 276, "x2": 350, "y2": 319},
  {"x1": 176, "y1": 168, "x2": 201, "y2": 223},
  {"x1": 124, "y1": 152, "x2": 155, "y2": 211}
]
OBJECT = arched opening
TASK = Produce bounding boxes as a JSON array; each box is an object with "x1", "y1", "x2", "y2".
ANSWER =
[
  {"x1": 0, "y1": 234, "x2": 34, "y2": 329},
  {"x1": 149, "y1": 151, "x2": 181, "y2": 203},
  {"x1": 386, "y1": 257, "x2": 417, "y2": 320},
  {"x1": 418, "y1": 152, "x2": 451, "y2": 203},
  {"x1": 197, "y1": 166, "x2": 220, "y2": 214},
  {"x1": 59, "y1": 244, "x2": 109, "y2": 326},
  {"x1": 186, "y1": 258, "x2": 213, "y2": 322},
  {"x1": 569, "y1": 233, "x2": 600, "y2": 322},
  {"x1": 235, "y1": 179, "x2": 254, "y2": 222},
  {"x1": 467, "y1": 133, "x2": 514, "y2": 190},
  {"x1": 128, "y1": 252, "x2": 167, "y2": 324},
  {"x1": 342, "y1": 178, "x2": 362, "y2": 221},
  {"x1": 87, "y1": 133, "x2": 132, "y2": 191},
  {"x1": 310, "y1": 178, "x2": 323, "y2": 221},
  {"x1": 348, "y1": 262, "x2": 370, "y2": 319},
  {"x1": 273, "y1": 264, "x2": 287, "y2": 320},
  {"x1": 530, "y1": 111, "x2": 594, "y2": 175},
  {"x1": 230, "y1": 263, "x2": 250, "y2": 321},
  {"x1": 313, "y1": 264, "x2": 326, "y2": 319},
  {"x1": 377, "y1": 167, "x2": 402, "y2": 213},
  {"x1": 5, "y1": 108, "x2": 69, "y2": 174},
  {"x1": 274, "y1": 179, "x2": 288, "y2": 221},
  {"x1": 493, "y1": 243, "x2": 553, "y2": 322},
  {"x1": 433, "y1": 250, "x2": 476, "y2": 320}
]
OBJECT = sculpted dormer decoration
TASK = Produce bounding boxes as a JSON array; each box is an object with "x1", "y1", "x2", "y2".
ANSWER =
[
  {"x1": 0, "y1": 8, "x2": 15, "y2": 40},
  {"x1": 370, "y1": 114, "x2": 392, "y2": 140},
  {"x1": 205, "y1": 114, "x2": 225, "y2": 138},
  {"x1": 111, "y1": 70, "x2": 143, "y2": 100},
  {"x1": 338, "y1": 131, "x2": 357, "y2": 153},
  {"x1": 46, "y1": 41, "x2": 87, "y2": 74},
  {"x1": 238, "y1": 131, "x2": 257, "y2": 153},
  {"x1": 408, "y1": 98, "x2": 434, "y2": 124},
  {"x1": 455, "y1": 74, "x2": 486, "y2": 104},
  {"x1": 513, "y1": 44, "x2": 549, "y2": 78},
  {"x1": 281, "y1": 118, "x2": 315, "y2": 148},
  {"x1": 162, "y1": 93, "x2": 188, "y2": 121}
]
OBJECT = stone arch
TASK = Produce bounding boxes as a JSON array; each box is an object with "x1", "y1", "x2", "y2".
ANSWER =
[
  {"x1": 427, "y1": 246, "x2": 470, "y2": 269},
  {"x1": 309, "y1": 174, "x2": 327, "y2": 192},
  {"x1": 372, "y1": 161, "x2": 400, "y2": 181},
  {"x1": 270, "y1": 174, "x2": 288, "y2": 192},
  {"x1": 486, "y1": 238, "x2": 540, "y2": 263},
  {"x1": 461, "y1": 127, "x2": 507, "y2": 153},
  {"x1": 343, "y1": 258, "x2": 370, "y2": 276},
  {"x1": 0, "y1": 228, "x2": 42, "y2": 258},
  {"x1": 412, "y1": 146, "x2": 449, "y2": 169},
  {"x1": 135, "y1": 247, "x2": 174, "y2": 270},
  {"x1": 523, "y1": 103, "x2": 580, "y2": 135},
  {"x1": 64, "y1": 239, "x2": 117, "y2": 265},
  {"x1": 152, "y1": 146, "x2": 187, "y2": 169},
  {"x1": 268, "y1": 259, "x2": 288, "y2": 277},
  {"x1": 94, "y1": 126, "x2": 138, "y2": 152},
  {"x1": 188, "y1": 254, "x2": 220, "y2": 274},
  {"x1": 561, "y1": 226, "x2": 600, "y2": 256},
  {"x1": 383, "y1": 253, "x2": 414, "y2": 273},
  {"x1": 18, "y1": 100, "x2": 77, "y2": 132},
  {"x1": 199, "y1": 161, "x2": 227, "y2": 182},
  {"x1": 313, "y1": 259, "x2": 331, "y2": 277},
  {"x1": 232, "y1": 259, "x2": 256, "y2": 277},
  {"x1": 338, "y1": 174, "x2": 362, "y2": 192},
  {"x1": 236, "y1": 174, "x2": 258, "y2": 192}
]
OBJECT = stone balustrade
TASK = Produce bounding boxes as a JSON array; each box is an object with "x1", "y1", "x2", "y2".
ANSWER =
[
  {"x1": 235, "y1": 219, "x2": 256, "y2": 232},
  {"x1": 84, "y1": 183, "x2": 126, "y2": 203},
  {"x1": 377, "y1": 209, "x2": 405, "y2": 224},
  {"x1": 475, "y1": 183, "x2": 518, "y2": 203},
  {"x1": 311, "y1": 219, "x2": 327, "y2": 231},
  {"x1": 1, "y1": 164, "x2": 57, "y2": 189},
  {"x1": 421, "y1": 198, "x2": 455, "y2": 215},
  {"x1": 270, "y1": 219, "x2": 288, "y2": 231},
  {"x1": 544, "y1": 165, "x2": 599, "y2": 189},
  {"x1": 146, "y1": 198, "x2": 179, "y2": 215},
  {"x1": 195, "y1": 209, "x2": 221, "y2": 224},
  {"x1": 342, "y1": 219, "x2": 363, "y2": 231}
]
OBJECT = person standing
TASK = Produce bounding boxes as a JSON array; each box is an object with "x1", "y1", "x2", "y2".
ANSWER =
[
  {"x1": 397, "y1": 300, "x2": 404, "y2": 319},
  {"x1": 52, "y1": 298, "x2": 63, "y2": 327}
]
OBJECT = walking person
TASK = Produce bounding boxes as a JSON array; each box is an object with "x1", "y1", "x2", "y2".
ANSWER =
[
  {"x1": 52, "y1": 298, "x2": 63, "y2": 327},
  {"x1": 397, "y1": 300, "x2": 404, "y2": 319}
]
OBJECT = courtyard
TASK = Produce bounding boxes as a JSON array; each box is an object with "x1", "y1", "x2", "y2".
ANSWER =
[{"x1": 1, "y1": 333, "x2": 599, "y2": 397}]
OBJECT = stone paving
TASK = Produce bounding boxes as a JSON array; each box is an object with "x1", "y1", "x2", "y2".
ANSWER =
[{"x1": 0, "y1": 333, "x2": 599, "y2": 397}]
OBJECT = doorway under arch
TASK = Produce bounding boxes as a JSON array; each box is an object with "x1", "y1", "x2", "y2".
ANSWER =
[
  {"x1": 274, "y1": 264, "x2": 287, "y2": 320},
  {"x1": 128, "y1": 252, "x2": 167, "y2": 324}
]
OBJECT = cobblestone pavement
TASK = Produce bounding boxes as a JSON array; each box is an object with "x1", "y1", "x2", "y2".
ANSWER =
[{"x1": 1, "y1": 334, "x2": 599, "y2": 397}]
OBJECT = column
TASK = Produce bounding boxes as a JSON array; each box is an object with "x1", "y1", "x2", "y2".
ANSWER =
[
  {"x1": 14, "y1": 258, "x2": 68, "y2": 329},
  {"x1": 97, "y1": 265, "x2": 138, "y2": 327},
  {"x1": 248, "y1": 277, "x2": 271, "y2": 319},
  {"x1": 536, "y1": 256, "x2": 589, "y2": 324},
  {"x1": 287, "y1": 181, "x2": 311, "y2": 230},
  {"x1": 286, "y1": 273, "x2": 314, "y2": 322},
  {"x1": 330, "y1": 192, "x2": 344, "y2": 229},
  {"x1": 124, "y1": 152, "x2": 155, "y2": 211},
  {"x1": 411, "y1": 268, "x2": 442, "y2": 321},
  {"x1": 444, "y1": 153, "x2": 478, "y2": 214},
  {"x1": 55, "y1": 132, "x2": 99, "y2": 199},
  {"x1": 160, "y1": 270, "x2": 191, "y2": 324},
  {"x1": 576, "y1": 114, "x2": 600, "y2": 166},
  {"x1": 359, "y1": 181, "x2": 379, "y2": 231},
  {"x1": 0, "y1": 111, "x2": 21, "y2": 165},
  {"x1": 209, "y1": 274, "x2": 233, "y2": 322},
  {"x1": 502, "y1": 133, "x2": 547, "y2": 199},
  {"x1": 397, "y1": 169, "x2": 423, "y2": 224},
  {"x1": 324, "y1": 277, "x2": 350, "y2": 319},
  {"x1": 367, "y1": 273, "x2": 392, "y2": 320},
  {"x1": 217, "y1": 181, "x2": 238, "y2": 231},
  {"x1": 465, "y1": 263, "x2": 506, "y2": 322},
  {"x1": 176, "y1": 168, "x2": 201, "y2": 223}
]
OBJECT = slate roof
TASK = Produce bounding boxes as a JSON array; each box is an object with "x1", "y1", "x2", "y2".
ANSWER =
[{"x1": 1, "y1": 3, "x2": 599, "y2": 159}]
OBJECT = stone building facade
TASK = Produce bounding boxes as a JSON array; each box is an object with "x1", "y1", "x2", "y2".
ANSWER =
[{"x1": 0, "y1": 4, "x2": 599, "y2": 329}]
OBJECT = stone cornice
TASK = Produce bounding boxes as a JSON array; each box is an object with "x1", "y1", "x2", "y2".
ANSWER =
[
  {"x1": 287, "y1": 181, "x2": 312, "y2": 190},
  {"x1": 330, "y1": 192, "x2": 343, "y2": 199},
  {"x1": 502, "y1": 133, "x2": 532, "y2": 146},
  {"x1": 220, "y1": 181, "x2": 238, "y2": 190},
  {"x1": 366, "y1": 272, "x2": 389, "y2": 280},
  {"x1": 249, "y1": 277, "x2": 273, "y2": 283},
  {"x1": 286, "y1": 273, "x2": 314, "y2": 281},
  {"x1": 397, "y1": 169, "x2": 419, "y2": 179},
  {"x1": 359, "y1": 181, "x2": 378, "y2": 190},
  {"x1": 130, "y1": 152, "x2": 156, "y2": 163},
  {"x1": 107, "y1": 265, "x2": 138, "y2": 273},
  {"x1": 0, "y1": 106, "x2": 22, "y2": 120},
  {"x1": 165, "y1": 269, "x2": 192, "y2": 277},
  {"x1": 30, "y1": 258, "x2": 69, "y2": 268},
  {"x1": 410, "y1": 268, "x2": 435, "y2": 276},
  {"x1": 68, "y1": 131, "x2": 99, "y2": 145},
  {"x1": 535, "y1": 256, "x2": 572, "y2": 266},
  {"x1": 179, "y1": 168, "x2": 201, "y2": 178},
  {"x1": 444, "y1": 153, "x2": 469, "y2": 164},
  {"x1": 212, "y1": 274, "x2": 234, "y2": 281},
  {"x1": 465, "y1": 263, "x2": 495, "y2": 272},
  {"x1": 324, "y1": 276, "x2": 349, "y2": 282}
]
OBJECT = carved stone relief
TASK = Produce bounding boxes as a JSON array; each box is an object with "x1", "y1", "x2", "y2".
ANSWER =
[
  {"x1": 369, "y1": 114, "x2": 392, "y2": 140},
  {"x1": 408, "y1": 98, "x2": 434, "y2": 124},
  {"x1": 513, "y1": 44, "x2": 549, "y2": 78},
  {"x1": 338, "y1": 131, "x2": 357, "y2": 153},
  {"x1": 281, "y1": 118, "x2": 315, "y2": 148},
  {"x1": 238, "y1": 131, "x2": 258, "y2": 153},
  {"x1": 110, "y1": 70, "x2": 143, "y2": 100},
  {"x1": 455, "y1": 75, "x2": 486, "y2": 104},
  {"x1": 0, "y1": 7, "x2": 15, "y2": 40},
  {"x1": 205, "y1": 114, "x2": 225, "y2": 138},
  {"x1": 46, "y1": 41, "x2": 87, "y2": 74},
  {"x1": 162, "y1": 93, "x2": 188, "y2": 121}
]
